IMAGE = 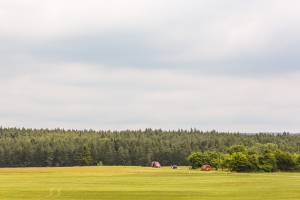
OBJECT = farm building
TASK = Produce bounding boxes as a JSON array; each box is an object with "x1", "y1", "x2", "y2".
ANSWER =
[
  {"x1": 200, "y1": 165, "x2": 211, "y2": 171},
  {"x1": 151, "y1": 161, "x2": 161, "y2": 168}
]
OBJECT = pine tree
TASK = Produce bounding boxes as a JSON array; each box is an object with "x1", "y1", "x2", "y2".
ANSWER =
[{"x1": 79, "y1": 144, "x2": 93, "y2": 166}]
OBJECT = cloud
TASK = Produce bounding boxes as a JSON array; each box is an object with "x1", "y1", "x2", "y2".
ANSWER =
[
  {"x1": 1, "y1": 64, "x2": 300, "y2": 132},
  {"x1": 1, "y1": 1, "x2": 300, "y2": 132},
  {"x1": 1, "y1": 0, "x2": 300, "y2": 76}
]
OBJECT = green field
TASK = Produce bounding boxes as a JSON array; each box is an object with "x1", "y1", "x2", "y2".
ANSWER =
[{"x1": 0, "y1": 166, "x2": 300, "y2": 200}]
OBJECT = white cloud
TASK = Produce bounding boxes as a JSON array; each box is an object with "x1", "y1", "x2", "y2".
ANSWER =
[
  {"x1": 1, "y1": 0, "x2": 300, "y2": 132},
  {"x1": 1, "y1": 63, "x2": 299, "y2": 132}
]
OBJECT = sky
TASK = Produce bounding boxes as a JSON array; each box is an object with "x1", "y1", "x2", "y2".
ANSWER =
[{"x1": 1, "y1": 0, "x2": 300, "y2": 132}]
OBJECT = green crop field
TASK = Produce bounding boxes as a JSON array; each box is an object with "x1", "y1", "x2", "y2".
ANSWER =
[{"x1": 0, "y1": 166, "x2": 300, "y2": 200}]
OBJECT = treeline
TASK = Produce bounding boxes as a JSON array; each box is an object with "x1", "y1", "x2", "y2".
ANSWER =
[
  {"x1": 188, "y1": 144, "x2": 300, "y2": 172},
  {"x1": 0, "y1": 127, "x2": 300, "y2": 167}
]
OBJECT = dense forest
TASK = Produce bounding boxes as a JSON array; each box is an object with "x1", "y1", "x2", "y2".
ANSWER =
[{"x1": 0, "y1": 127, "x2": 300, "y2": 168}]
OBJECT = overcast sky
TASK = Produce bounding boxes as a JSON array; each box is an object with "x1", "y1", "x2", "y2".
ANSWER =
[{"x1": 1, "y1": 0, "x2": 300, "y2": 132}]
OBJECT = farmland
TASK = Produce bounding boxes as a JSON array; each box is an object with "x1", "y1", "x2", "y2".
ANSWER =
[{"x1": 0, "y1": 166, "x2": 300, "y2": 199}]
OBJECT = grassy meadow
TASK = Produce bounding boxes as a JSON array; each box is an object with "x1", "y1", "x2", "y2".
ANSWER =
[{"x1": 0, "y1": 166, "x2": 300, "y2": 200}]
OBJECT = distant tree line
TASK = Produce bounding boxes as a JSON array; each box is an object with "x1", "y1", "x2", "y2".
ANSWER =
[
  {"x1": 0, "y1": 127, "x2": 300, "y2": 168},
  {"x1": 188, "y1": 144, "x2": 300, "y2": 172}
]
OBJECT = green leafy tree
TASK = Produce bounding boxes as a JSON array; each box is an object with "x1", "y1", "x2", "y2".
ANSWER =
[
  {"x1": 264, "y1": 143, "x2": 278, "y2": 152},
  {"x1": 205, "y1": 151, "x2": 220, "y2": 170},
  {"x1": 230, "y1": 152, "x2": 249, "y2": 172},
  {"x1": 220, "y1": 153, "x2": 231, "y2": 170},
  {"x1": 188, "y1": 151, "x2": 221, "y2": 169},
  {"x1": 187, "y1": 152, "x2": 203, "y2": 169},
  {"x1": 247, "y1": 153, "x2": 259, "y2": 171},
  {"x1": 275, "y1": 150, "x2": 297, "y2": 171},
  {"x1": 228, "y1": 145, "x2": 247, "y2": 155},
  {"x1": 79, "y1": 144, "x2": 93, "y2": 166},
  {"x1": 259, "y1": 151, "x2": 277, "y2": 172},
  {"x1": 210, "y1": 157, "x2": 221, "y2": 170}
]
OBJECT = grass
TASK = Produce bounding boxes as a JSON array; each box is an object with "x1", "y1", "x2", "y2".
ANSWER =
[{"x1": 0, "y1": 166, "x2": 300, "y2": 199}]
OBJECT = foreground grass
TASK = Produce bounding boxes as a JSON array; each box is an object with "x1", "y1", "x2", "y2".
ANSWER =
[{"x1": 0, "y1": 166, "x2": 300, "y2": 199}]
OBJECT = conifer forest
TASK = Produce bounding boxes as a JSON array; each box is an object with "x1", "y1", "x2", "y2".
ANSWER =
[{"x1": 0, "y1": 127, "x2": 300, "y2": 171}]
